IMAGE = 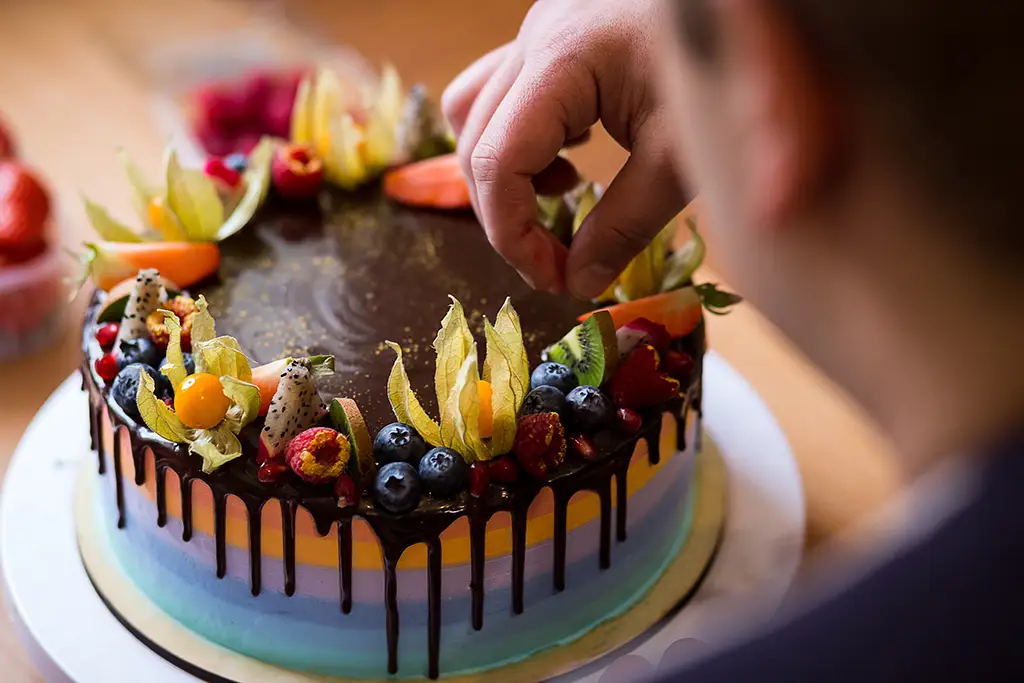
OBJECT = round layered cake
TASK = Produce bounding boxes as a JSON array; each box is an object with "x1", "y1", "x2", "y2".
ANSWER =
[{"x1": 76, "y1": 64, "x2": 727, "y2": 683}]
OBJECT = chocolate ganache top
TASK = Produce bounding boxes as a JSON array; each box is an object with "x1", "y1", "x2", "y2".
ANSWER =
[{"x1": 199, "y1": 189, "x2": 591, "y2": 433}]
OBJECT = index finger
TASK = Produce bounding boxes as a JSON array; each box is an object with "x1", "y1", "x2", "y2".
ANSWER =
[{"x1": 470, "y1": 65, "x2": 596, "y2": 291}]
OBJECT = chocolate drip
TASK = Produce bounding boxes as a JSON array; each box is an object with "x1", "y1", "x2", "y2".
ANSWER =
[
  {"x1": 180, "y1": 476, "x2": 193, "y2": 542},
  {"x1": 469, "y1": 513, "x2": 487, "y2": 630},
  {"x1": 112, "y1": 427, "x2": 126, "y2": 529},
  {"x1": 282, "y1": 501, "x2": 297, "y2": 596},
  {"x1": 426, "y1": 539, "x2": 442, "y2": 680},
  {"x1": 511, "y1": 500, "x2": 528, "y2": 615},
  {"x1": 155, "y1": 464, "x2": 167, "y2": 528},
  {"x1": 247, "y1": 500, "x2": 263, "y2": 596},
  {"x1": 552, "y1": 488, "x2": 569, "y2": 592},
  {"x1": 647, "y1": 413, "x2": 663, "y2": 465},
  {"x1": 338, "y1": 519, "x2": 353, "y2": 614},
  {"x1": 597, "y1": 479, "x2": 612, "y2": 570},
  {"x1": 383, "y1": 555, "x2": 400, "y2": 675},
  {"x1": 214, "y1": 493, "x2": 227, "y2": 579},
  {"x1": 81, "y1": 312, "x2": 702, "y2": 680},
  {"x1": 614, "y1": 456, "x2": 630, "y2": 542}
]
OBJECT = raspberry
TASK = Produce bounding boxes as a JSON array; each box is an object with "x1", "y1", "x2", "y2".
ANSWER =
[
  {"x1": 513, "y1": 412, "x2": 566, "y2": 479},
  {"x1": 286, "y1": 427, "x2": 351, "y2": 485},
  {"x1": 203, "y1": 158, "x2": 242, "y2": 191},
  {"x1": 272, "y1": 143, "x2": 324, "y2": 200}
]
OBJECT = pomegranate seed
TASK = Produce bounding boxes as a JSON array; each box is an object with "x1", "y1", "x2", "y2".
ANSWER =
[
  {"x1": 94, "y1": 352, "x2": 120, "y2": 383},
  {"x1": 488, "y1": 456, "x2": 520, "y2": 484},
  {"x1": 334, "y1": 474, "x2": 360, "y2": 507},
  {"x1": 663, "y1": 351, "x2": 695, "y2": 381},
  {"x1": 568, "y1": 434, "x2": 599, "y2": 462},
  {"x1": 203, "y1": 158, "x2": 242, "y2": 190},
  {"x1": 95, "y1": 322, "x2": 120, "y2": 351},
  {"x1": 257, "y1": 460, "x2": 288, "y2": 484},
  {"x1": 616, "y1": 408, "x2": 643, "y2": 435},
  {"x1": 162, "y1": 396, "x2": 174, "y2": 408},
  {"x1": 469, "y1": 462, "x2": 490, "y2": 497}
]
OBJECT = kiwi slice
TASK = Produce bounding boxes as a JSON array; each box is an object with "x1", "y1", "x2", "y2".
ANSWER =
[
  {"x1": 329, "y1": 398, "x2": 376, "y2": 485},
  {"x1": 542, "y1": 310, "x2": 618, "y2": 387}
]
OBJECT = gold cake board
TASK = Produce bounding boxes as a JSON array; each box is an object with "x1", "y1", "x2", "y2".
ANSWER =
[{"x1": 75, "y1": 438, "x2": 727, "y2": 683}]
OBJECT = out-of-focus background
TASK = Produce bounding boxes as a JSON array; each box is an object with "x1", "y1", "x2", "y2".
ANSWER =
[{"x1": 0, "y1": 0, "x2": 901, "y2": 678}]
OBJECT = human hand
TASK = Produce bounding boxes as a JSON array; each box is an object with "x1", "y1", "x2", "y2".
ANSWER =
[{"x1": 442, "y1": 0, "x2": 690, "y2": 298}]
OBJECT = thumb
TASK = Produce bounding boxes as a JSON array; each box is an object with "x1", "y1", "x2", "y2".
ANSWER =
[{"x1": 566, "y1": 130, "x2": 688, "y2": 300}]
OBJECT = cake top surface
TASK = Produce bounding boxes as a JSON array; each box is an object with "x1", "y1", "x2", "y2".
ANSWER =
[{"x1": 202, "y1": 191, "x2": 590, "y2": 433}]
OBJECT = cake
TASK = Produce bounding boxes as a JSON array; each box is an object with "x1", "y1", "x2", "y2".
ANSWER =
[{"x1": 76, "y1": 64, "x2": 734, "y2": 681}]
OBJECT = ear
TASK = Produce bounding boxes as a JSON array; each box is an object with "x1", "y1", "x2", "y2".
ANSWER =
[{"x1": 718, "y1": 0, "x2": 843, "y2": 229}]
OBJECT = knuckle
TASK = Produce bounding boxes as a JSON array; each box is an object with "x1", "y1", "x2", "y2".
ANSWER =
[{"x1": 470, "y1": 141, "x2": 503, "y2": 185}]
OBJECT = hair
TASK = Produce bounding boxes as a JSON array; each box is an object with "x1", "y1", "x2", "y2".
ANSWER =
[{"x1": 675, "y1": 0, "x2": 1024, "y2": 262}]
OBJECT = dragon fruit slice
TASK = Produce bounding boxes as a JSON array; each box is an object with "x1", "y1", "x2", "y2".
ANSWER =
[
  {"x1": 257, "y1": 359, "x2": 326, "y2": 464},
  {"x1": 116, "y1": 268, "x2": 166, "y2": 344}
]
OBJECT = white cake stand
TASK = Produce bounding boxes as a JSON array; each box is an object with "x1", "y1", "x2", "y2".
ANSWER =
[{"x1": 1, "y1": 352, "x2": 804, "y2": 683}]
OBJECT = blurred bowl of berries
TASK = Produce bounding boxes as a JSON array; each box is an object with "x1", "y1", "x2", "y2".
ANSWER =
[
  {"x1": 187, "y1": 67, "x2": 310, "y2": 157},
  {"x1": 0, "y1": 120, "x2": 66, "y2": 359}
]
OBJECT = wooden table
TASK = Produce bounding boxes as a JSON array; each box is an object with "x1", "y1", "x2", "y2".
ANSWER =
[{"x1": 0, "y1": 0, "x2": 902, "y2": 679}]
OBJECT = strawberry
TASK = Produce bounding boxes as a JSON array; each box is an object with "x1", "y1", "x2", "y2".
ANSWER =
[
  {"x1": 0, "y1": 162, "x2": 50, "y2": 237},
  {"x1": 0, "y1": 202, "x2": 45, "y2": 260},
  {"x1": 513, "y1": 412, "x2": 566, "y2": 479},
  {"x1": 0, "y1": 117, "x2": 15, "y2": 160},
  {"x1": 606, "y1": 343, "x2": 681, "y2": 411}
]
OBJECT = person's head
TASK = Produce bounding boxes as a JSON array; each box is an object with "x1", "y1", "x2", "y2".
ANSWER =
[{"x1": 657, "y1": 0, "x2": 1024, "y2": 462}]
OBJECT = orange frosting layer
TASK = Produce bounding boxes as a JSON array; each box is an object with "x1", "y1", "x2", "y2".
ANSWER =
[{"x1": 108, "y1": 410, "x2": 686, "y2": 570}]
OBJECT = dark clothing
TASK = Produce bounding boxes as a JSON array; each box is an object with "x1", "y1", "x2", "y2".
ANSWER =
[{"x1": 652, "y1": 430, "x2": 1024, "y2": 682}]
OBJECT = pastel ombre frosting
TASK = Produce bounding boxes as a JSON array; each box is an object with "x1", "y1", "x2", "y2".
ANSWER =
[{"x1": 91, "y1": 404, "x2": 700, "y2": 679}]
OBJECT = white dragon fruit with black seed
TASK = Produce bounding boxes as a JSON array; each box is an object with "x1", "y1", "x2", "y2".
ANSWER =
[
  {"x1": 116, "y1": 268, "x2": 166, "y2": 344},
  {"x1": 258, "y1": 359, "x2": 326, "y2": 463}
]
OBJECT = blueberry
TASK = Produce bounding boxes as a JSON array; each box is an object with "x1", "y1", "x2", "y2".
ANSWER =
[
  {"x1": 373, "y1": 422, "x2": 427, "y2": 466},
  {"x1": 520, "y1": 385, "x2": 566, "y2": 417},
  {"x1": 564, "y1": 386, "x2": 614, "y2": 433},
  {"x1": 224, "y1": 153, "x2": 248, "y2": 174},
  {"x1": 530, "y1": 362, "x2": 579, "y2": 394},
  {"x1": 111, "y1": 363, "x2": 162, "y2": 420},
  {"x1": 118, "y1": 337, "x2": 163, "y2": 370},
  {"x1": 159, "y1": 352, "x2": 195, "y2": 392},
  {"x1": 374, "y1": 462, "x2": 422, "y2": 514},
  {"x1": 418, "y1": 447, "x2": 469, "y2": 498}
]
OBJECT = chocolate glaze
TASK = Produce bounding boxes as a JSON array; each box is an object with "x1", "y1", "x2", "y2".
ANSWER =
[{"x1": 80, "y1": 190, "x2": 707, "y2": 679}]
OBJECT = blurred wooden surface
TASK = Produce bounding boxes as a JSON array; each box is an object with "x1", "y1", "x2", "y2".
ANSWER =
[{"x1": 0, "y1": 0, "x2": 901, "y2": 679}]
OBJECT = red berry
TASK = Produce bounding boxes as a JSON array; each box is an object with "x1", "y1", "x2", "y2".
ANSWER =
[
  {"x1": 469, "y1": 462, "x2": 490, "y2": 497},
  {"x1": 334, "y1": 473, "x2": 360, "y2": 507},
  {"x1": 203, "y1": 158, "x2": 242, "y2": 191},
  {"x1": 239, "y1": 71, "x2": 275, "y2": 121},
  {"x1": 0, "y1": 116, "x2": 15, "y2": 160},
  {"x1": 568, "y1": 434, "x2": 598, "y2": 462},
  {"x1": 488, "y1": 456, "x2": 520, "y2": 484},
  {"x1": 663, "y1": 351, "x2": 695, "y2": 382},
  {"x1": 236, "y1": 133, "x2": 263, "y2": 155},
  {"x1": 194, "y1": 121, "x2": 235, "y2": 157},
  {"x1": 616, "y1": 408, "x2": 643, "y2": 435},
  {"x1": 263, "y1": 87, "x2": 295, "y2": 139},
  {"x1": 257, "y1": 460, "x2": 288, "y2": 484},
  {"x1": 95, "y1": 322, "x2": 120, "y2": 350},
  {"x1": 162, "y1": 396, "x2": 174, "y2": 408},
  {"x1": 272, "y1": 143, "x2": 324, "y2": 200},
  {"x1": 607, "y1": 343, "x2": 681, "y2": 410},
  {"x1": 513, "y1": 412, "x2": 567, "y2": 479},
  {"x1": 193, "y1": 83, "x2": 245, "y2": 130},
  {"x1": 94, "y1": 352, "x2": 120, "y2": 383}
]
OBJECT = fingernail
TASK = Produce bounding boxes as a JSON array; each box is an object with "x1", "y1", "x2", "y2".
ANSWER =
[{"x1": 570, "y1": 263, "x2": 617, "y2": 300}]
